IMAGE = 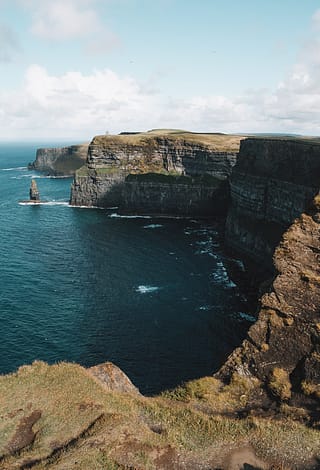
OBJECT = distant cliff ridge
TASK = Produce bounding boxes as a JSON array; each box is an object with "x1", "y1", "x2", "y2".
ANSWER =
[
  {"x1": 29, "y1": 143, "x2": 89, "y2": 176},
  {"x1": 70, "y1": 130, "x2": 244, "y2": 215}
]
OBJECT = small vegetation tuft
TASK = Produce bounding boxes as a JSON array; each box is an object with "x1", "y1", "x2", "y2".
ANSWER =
[{"x1": 268, "y1": 367, "x2": 292, "y2": 401}]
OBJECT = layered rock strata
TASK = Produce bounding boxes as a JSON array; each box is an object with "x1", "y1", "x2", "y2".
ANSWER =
[
  {"x1": 219, "y1": 138, "x2": 320, "y2": 407},
  {"x1": 226, "y1": 138, "x2": 320, "y2": 267},
  {"x1": 29, "y1": 179, "x2": 40, "y2": 201},
  {"x1": 70, "y1": 131, "x2": 243, "y2": 215},
  {"x1": 29, "y1": 144, "x2": 89, "y2": 176},
  {"x1": 219, "y1": 196, "x2": 320, "y2": 404}
]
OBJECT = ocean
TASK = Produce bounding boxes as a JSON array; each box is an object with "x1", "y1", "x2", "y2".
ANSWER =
[{"x1": 0, "y1": 143, "x2": 252, "y2": 394}]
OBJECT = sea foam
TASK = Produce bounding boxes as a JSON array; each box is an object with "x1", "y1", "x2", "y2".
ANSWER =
[
  {"x1": 136, "y1": 285, "x2": 160, "y2": 294},
  {"x1": 109, "y1": 213, "x2": 152, "y2": 219},
  {"x1": 143, "y1": 224, "x2": 163, "y2": 229},
  {"x1": 1, "y1": 166, "x2": 27, "y2": 171}
]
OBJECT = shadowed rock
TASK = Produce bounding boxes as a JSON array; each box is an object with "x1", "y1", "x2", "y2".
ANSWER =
[
  {"x1": 6, "y1": 410, "x2": 42, "y2": 455},
  {"x1": 28, "y1": 144, "x2": 89, "y2": 176}
]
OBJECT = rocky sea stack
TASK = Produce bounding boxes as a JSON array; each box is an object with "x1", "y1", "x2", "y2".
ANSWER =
[{"x1": 29, "y1": 179, "x2": 40, "y2": 202}]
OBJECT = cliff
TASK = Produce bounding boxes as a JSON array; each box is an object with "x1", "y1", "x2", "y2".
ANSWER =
[
  {"x1": 225, "y1": 137, "x2": 320, "y2": 267},
  {"x1": 218, "y1": 196, "x2": 320, "y2": 410},
  {"x1": 29, "y1": 144, "x2": 89, "y2": 176},
  {"x1": 217, "y1": 137, "x2": 320, "y2": 414},
  {"x1": 70, "y1": 130, "x2": 243, "y2": 215},
  {"x1": 2, "y1": 134, "x2": 320, "y2": 468}
]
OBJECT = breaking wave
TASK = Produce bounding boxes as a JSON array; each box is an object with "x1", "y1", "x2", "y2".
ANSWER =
[
  {"x1": 136, "y1": 285, "x2": 160, "y2": 294},
  {"x1": 143, "y1": 224, "x2": 163, "y2": 229},
  {"x1": 1, "y1": 166, "x2": 27, "y2": 171},
  {"x1": 109, "y1": 213, "x2": 152, "y2": 219},
  {"x1": 19, "y1": 201, "x2": 69, "y2": 206}
]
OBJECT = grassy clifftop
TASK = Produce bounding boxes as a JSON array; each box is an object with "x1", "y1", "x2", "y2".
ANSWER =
[
  {"x1": 92, "y1": 130, "x2": 245, "y2": 153},
  {"x1": 0, "y1": 361, "x2": 319, "y2": 469}
]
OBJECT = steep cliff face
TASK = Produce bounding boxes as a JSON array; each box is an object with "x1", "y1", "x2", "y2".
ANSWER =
[
  {"x1": 70, "y1": 131, "x2": 243, "y2": 215},
  {"x1": 219, "y1": 196, "x2": 320, "y2": 405},
  {"x1": 29, "y1": 144, "x2": 89, "y2": 176},
  {"x1": 226, "y1": 138, "x2": 320, "y2": 267},
  {"x1": 220, "y1": 137, "x2": 320, "y2": 407}
]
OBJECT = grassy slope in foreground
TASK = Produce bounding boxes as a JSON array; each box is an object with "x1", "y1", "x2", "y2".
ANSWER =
[{"x1": 0, "y1": 361, "x2": 319, "y2": 469}]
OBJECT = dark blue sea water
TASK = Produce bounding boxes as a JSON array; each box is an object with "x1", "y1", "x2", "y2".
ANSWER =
[{"x1": 0, "y1": 143, "x2": 252, "y2": 394}]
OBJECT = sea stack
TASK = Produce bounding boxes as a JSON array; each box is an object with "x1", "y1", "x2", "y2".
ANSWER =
[{"x1": 30, "y1": 179, "x2": 40, "y2": 202}]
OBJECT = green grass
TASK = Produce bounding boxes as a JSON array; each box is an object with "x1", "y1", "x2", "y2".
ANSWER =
[
  {"x1": 0, "y1": 362, "x2": 319, "y2": 469},
  {"x1": 126, "y1": 172, "x2": 222, "y2": 187},
  {"x1": 92, "y1": 130, "x2": 245, "y2": 152},
  {"x1": 75, "y1": 166, "x2": 224, "y2": 189}
]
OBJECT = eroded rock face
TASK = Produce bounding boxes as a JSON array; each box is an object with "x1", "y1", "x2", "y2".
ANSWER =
[
  {"x1": 29, "y1": 144, "x2": 89, "y2": 176},
  {"x1": 219, "y1": 196, "x2": 320, "y2": 403},
  {"x1": 226, "y1": 138, "x2": 320, "y2": 267},
  {"x1": 87, "y1": 135, "x2": 238, "y2": 178},
  {"x1": 70, "y1": 132, "x2": 243, "y2": 215},
  {"x1": 29, "y1": 179, "x2": 40, "y2": 201},
  {"x1": 88, "y1": 362, "x2": 140, "y2": 395}
]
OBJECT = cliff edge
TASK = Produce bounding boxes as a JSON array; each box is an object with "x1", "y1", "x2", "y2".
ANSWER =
[
  {"x1": 29, "y1": 144, "x2": 89, "y2": 176},
  {"x1": 0, "y1": 361, "x2": 318, "y2": 469},
  {"x1": 218, "y1": 137, "x2": 320, "y2": 415},
  {"x1": 226, "y1": 137, "x2": 320, "y2": 267},
  {"x1": 70, "y1": 130, "x2": 244, "y2": 216}
]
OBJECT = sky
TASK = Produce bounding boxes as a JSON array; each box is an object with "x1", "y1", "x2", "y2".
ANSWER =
[{"x1": 0, "y1": 0, "x2": 320, "y2": 141}]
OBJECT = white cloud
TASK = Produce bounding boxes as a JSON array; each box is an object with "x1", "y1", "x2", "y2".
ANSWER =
[
  {"x1": 0, "y1": 65, "x2": 162, "y2": 139},
  {"x1": 85, "y1": 30, "x2": 121, "y2": 55},
  {"x1": 2, "y1": 58, "x2": 320, "y2": 141},
  {"x1": 2, "y1": 10, "x2": 320, "y2": 140},
  {"x1": 312, "y1": 9, "x2": 320, "y2": 31},
  {"x1": 30, "y1": 0, "x2": 99, "y2": 40},
  {"x1": 18, "y1": 0, "x2": 120, "y2": 53}
]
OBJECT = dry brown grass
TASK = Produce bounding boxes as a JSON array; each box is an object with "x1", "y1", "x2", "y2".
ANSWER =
[
  {"x1": 92, "y1": 130, "x2": 245, "y2": 152},
  {"x1": 0, "y1": 362, "x2": 319, "y2": 469},
  {"x1": 268, "y1": 368, "x2": 292, "y2": 401}
]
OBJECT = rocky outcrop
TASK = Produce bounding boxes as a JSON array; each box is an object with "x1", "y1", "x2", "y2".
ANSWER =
[
  {"x1": 86, "y1": 132, "x2": 239, "y2": 177},
  {"x1": 29, "y1": 179, "x2": 40, "y2": 201},
  {"x1": 88, "y1": 362, "x2": 140, "y2": 395},
  {"x1": 70, "y1": 131, "x2": 243, "y2": 215},
  {"x1": 29, "y1": 143, "x2": 89, "y2": 176},
  {"x1": 219, "y1": 195, "x2": 320, "y2": 405},
  {"x1": 225, "y1": 138, "x2": 320, "y2": 267}
]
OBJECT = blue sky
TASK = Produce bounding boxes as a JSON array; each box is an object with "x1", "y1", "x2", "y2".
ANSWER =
[{"x1": 0, "y1": 0, "x2": 320, "y2": 140}]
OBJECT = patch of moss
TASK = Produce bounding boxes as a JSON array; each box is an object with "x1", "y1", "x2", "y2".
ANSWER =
[
  {"x1": 76, "y1": 166, "x2": 122, "y2": 177},
  {"x1": 126, "y1": 172, "x2": 222, "y2": 187},
  {"x1": 313, "y1": 193, "x2": 320, "y2": 210},
  {"x1": 268, "y1": 367, "x2": 292, "y2": 401},
  {"x1": 76, "y1": 165, "x2": 90, "y2": 177},
  {"x1": 301, "y1": 380, "x2": 320, "y2": 399}
]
